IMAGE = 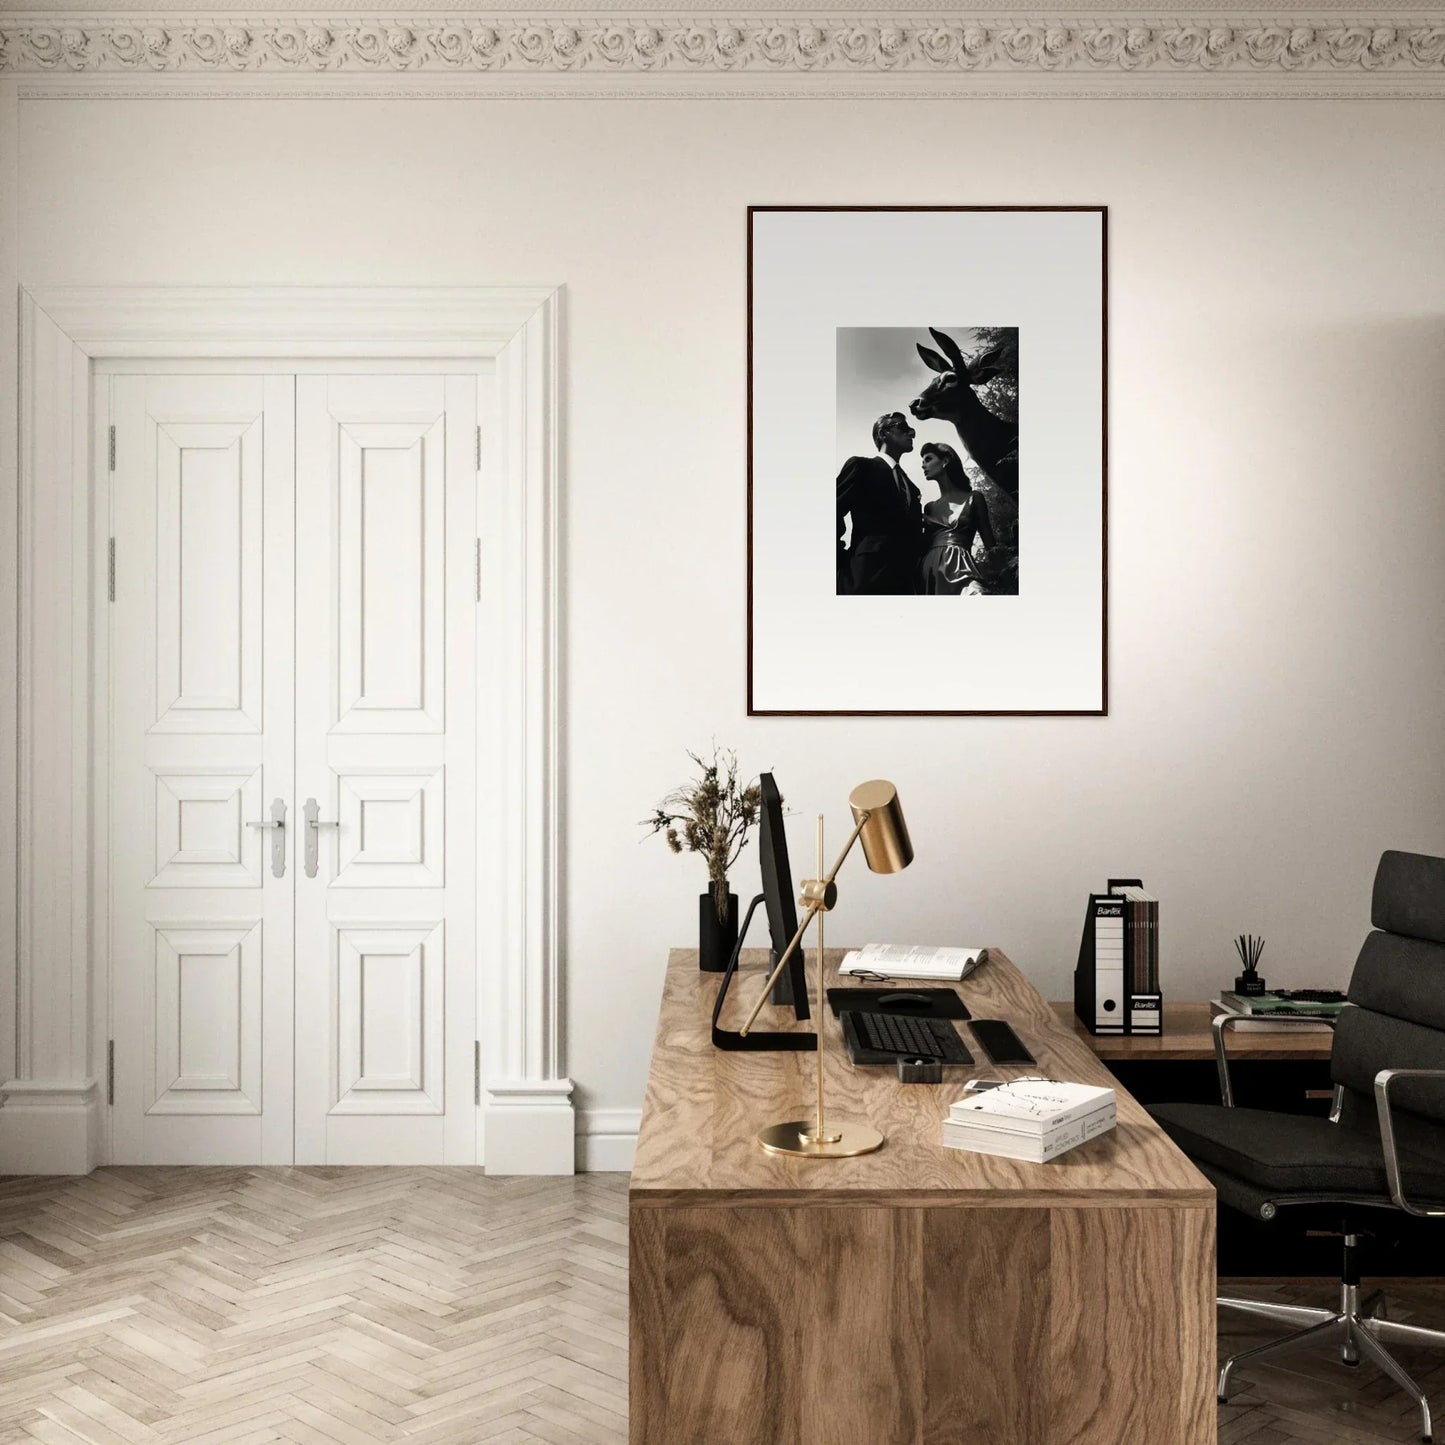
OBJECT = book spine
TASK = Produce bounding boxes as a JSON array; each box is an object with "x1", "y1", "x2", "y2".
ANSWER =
[
  {"x1": 1041, "y1": 1105, "x2": 1117, "y2": 1158},
  {"x1": 1148, "y1": 898, "x2": 1158, "y2": 994},
  {"x1": 1122, "y1": 896, "x2": 1137, "y2": 1035},
  {"x1": 942, "y1": 1108, "x2": 1117, "y2": 1162}
]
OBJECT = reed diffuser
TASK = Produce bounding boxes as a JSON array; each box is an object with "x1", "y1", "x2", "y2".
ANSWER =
[{"x1": 1234, "y1": 934, "x2": 1266, "y2": 996}]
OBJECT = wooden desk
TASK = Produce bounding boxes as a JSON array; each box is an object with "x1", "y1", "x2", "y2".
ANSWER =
[
  {"x1": 630, "y1": 950, "x2": 1215, "y2": 1445},
  {"x1": 1052, "y1": 1000, "x2": 1333, "y2": 1062}
]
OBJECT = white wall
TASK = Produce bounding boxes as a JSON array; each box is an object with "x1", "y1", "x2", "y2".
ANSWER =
[{"x1": 16, "y1": 95, "x2": 1445, "y2": 1147}]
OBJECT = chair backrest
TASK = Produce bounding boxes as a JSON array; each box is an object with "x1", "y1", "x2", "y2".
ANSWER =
[{"x1": 1332, "y1": 850, "x2": 1445, "y2": 1132}]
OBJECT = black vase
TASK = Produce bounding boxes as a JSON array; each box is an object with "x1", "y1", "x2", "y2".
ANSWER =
[{"x1": 699, "y1": 887, "x2": 739, "y2": 972}]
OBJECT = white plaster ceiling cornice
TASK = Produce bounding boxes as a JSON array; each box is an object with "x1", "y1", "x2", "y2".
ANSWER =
[{"x1": 3, "y1": 11, "x2": 1445, "y2": 94}]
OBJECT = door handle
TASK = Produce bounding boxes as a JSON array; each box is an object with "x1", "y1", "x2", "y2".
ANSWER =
[
  {"x1": 246, "y1": 797, "x2": 288, "y2": 878},
  {"x1": 303, "y1": 797, "x2": 340, "y2": 879}
]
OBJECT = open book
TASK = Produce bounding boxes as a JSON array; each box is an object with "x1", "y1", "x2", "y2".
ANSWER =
[{"x1": 839, "y1": 943, "x2": 986, "y2": 982}]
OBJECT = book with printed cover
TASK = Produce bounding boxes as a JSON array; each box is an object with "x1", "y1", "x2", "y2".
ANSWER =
[{"x1": 948, "y1": 1079, "x2": 1115, "y2": 1134}]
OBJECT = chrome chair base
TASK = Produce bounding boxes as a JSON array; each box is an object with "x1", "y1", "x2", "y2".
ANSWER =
[{"x1": 1219, "y1": 1281, "x2": 1445, "y2": 1443}]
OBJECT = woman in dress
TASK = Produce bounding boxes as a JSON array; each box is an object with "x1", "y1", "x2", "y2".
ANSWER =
[{"x1": 917, "y1": 441, "x2": 997, "y2": 595}]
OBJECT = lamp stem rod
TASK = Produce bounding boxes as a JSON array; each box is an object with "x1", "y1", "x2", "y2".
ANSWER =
[
  {"x1": 818, "y1": 811, "x2": 870, "y2": 892},
  {"x1": 737, "y1": 811, "x2": 871, "y2": 1037},
  {"x1": 815, "y1": 814, "x2": 826, "y2": 1143}
]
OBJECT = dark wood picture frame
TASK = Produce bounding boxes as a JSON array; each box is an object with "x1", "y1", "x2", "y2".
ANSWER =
[{"x1": 746, "y1": 204, "x2": 1109, "y2": 717}]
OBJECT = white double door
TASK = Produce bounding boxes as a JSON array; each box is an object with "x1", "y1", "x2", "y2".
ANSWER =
[{"x1": 109, "y1": 370, "x2": 479, "y2": 1165}]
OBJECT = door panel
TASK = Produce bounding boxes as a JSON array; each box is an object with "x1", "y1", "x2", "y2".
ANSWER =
[
  {"x1": 294, "y1": 374, "x2": 477, "y2": 1165},
  {"x1": 334, "y1": 921, "x2": 444, "y2": 1112},
  {"x1": 148, "y1": 921, "x2": 262, "y2": 1115},
  {"x1": 152, "y1": 421, "x2": 264, "y2": 733},
  {"x1": 149, "y1": 766, "x2": 264, "y2": 888},
  {"x1": 110, "y1": 375, "x2": 295, "y2": 1164},
  {"x1": 333, "y1": 767, "x2": 445, "y2": 888},
  {"x1": 335, "y1": 419, "x2": 445, "y2": 732}
]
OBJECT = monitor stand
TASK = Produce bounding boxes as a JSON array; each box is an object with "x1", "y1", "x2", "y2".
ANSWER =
[{"x1": 711, "y1": 894, "x2": 816, "y2": 1052}]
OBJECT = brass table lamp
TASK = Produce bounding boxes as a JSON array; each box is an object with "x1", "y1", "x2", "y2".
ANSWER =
[{"x1": 739, "y1": 779, "x2": 913, "y2": 1158}]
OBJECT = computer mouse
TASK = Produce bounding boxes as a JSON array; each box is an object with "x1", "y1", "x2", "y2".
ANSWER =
[{"x1": 878, "y1": 992, "x2": 932, "y2": 1010}]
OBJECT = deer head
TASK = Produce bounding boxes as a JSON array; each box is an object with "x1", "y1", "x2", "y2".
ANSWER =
[
  {"x1": 909, "y1": 328, "x2": 1019, "y2": 497},
  {"x1": 909, "y1": 327, "x2": 1005, "y2": 422}
]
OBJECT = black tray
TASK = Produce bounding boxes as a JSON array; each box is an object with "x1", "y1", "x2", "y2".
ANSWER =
[{"x1": 826, "y1": 986, "x2": 970, "y2": 1021}]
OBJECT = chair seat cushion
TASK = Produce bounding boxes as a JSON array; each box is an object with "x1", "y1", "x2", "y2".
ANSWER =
[{"x1": 1148, "y1": 1102, "x2": 1445, "y2": 1199}]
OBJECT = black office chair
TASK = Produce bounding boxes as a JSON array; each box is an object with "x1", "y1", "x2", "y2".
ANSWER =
[{"x1": 1150, "y1": 849, "x2": 1445, "y2": 1443}]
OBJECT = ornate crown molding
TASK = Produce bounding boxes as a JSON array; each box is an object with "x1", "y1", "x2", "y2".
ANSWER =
[{"x1": 3, "y1": 13, "x2": 1445, "y2": 89}]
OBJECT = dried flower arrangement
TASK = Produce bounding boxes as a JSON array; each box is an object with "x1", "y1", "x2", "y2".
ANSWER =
[{"x1": 642, "y1": 746, "x2": 763, "y2": 922}]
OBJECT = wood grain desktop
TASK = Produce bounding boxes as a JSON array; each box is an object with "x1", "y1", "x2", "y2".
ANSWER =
[{"x1": 630, "y1": 948, "x2": 1216, "y2": 1445}]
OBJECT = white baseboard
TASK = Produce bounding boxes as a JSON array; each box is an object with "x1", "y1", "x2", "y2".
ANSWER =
[
  {"x1": 0, "y1": 1080, "x2": 102, "y2": 1175},
  {"x1": 483, "y1": 1079, "x2": 576, "y2": 1175},
  {"x1": 577, "y1": 1108, "x2": 639, "y2": 1173},
  {"x1": 0, "y1": 1080, "x2": 639, "y2": 1176}
]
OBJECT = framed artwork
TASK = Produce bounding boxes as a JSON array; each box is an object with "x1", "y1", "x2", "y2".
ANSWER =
[{"x1": 747, "y1": 205, "x2": 1108, "y2": 716}]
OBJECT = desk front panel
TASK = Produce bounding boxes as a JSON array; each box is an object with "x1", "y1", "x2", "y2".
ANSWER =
[{"x1": 630, "y1": 1198, "x2": 1214, "y2": 1445}]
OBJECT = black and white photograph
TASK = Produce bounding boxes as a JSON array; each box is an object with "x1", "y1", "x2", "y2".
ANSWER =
[
  {"x1": 749, "y1": 205, "x2": 1106, "y2": 715},
  {"x1": 835, "y1": 325, "x2": 1020, "y2": 598}
]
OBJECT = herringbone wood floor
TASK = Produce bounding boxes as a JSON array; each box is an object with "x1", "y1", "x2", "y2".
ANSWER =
[
  {"x1": 1, "y1": 1169, "x2": 1442, "y2": 1443},
  {"x1": 0, "y1": 1169, "x2": 628, "y2": 1444}
]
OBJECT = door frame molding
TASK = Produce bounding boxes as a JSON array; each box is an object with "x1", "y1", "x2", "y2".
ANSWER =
[{"x1": 4, "y1": 285, "x2": 572, "y2": 1175}]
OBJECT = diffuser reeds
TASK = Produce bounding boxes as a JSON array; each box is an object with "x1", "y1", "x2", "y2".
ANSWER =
[{"x1": 1234, "y1": 934, "x2": 1265, "y2": 977}]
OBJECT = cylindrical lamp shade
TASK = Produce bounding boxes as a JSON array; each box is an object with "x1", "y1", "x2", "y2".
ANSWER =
[{"x1": 848, "y1": 780, "x2": 913, "y2": 874}]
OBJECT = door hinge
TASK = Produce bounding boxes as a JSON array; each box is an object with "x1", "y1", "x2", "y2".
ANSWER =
[
  {"x1": 474, "y1": 539, "x2": 482, "y2": 603},
  {"x1": 474, "y1": 1041, "x2": 481, "y2": 1106},
  {"x1": 107, "y1": 425, "x2": 116, "y2": 472},
  {"x1": 106, "y1": 1040, "x2": 115, "y2": 1106},
  {"x1": 107, "y1": 538, "x2": 116, "y2": 603},
  {"x1": 475, "y1": 425, "x2": 482, "y2": 473}
]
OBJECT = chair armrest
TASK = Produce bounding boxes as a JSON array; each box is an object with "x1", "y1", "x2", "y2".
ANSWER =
[
  {"x1": 1212, "y1": 1010, "x2": 1338, "y2": 1108},
  {"x1": 1374, "y1": 1068, "x2": 1445, "y2": 1218}
]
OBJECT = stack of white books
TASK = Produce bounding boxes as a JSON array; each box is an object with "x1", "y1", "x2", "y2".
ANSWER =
[
  {"x1": 838, "y1": 943, "x2": 986, "y2": 982},
  {"x1": 942, "y1": 1079, "x2": 1117, "y2": 1163}
]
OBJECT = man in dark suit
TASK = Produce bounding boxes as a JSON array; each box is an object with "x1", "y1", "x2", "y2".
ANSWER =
[{"x1": 836, "y1": 411, "x2": 924, "y2": 595}]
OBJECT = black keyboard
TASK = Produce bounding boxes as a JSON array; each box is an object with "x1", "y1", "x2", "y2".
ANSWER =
[{"x1": 846, "y1": 1011, "x2": 973, "y2": 1064}]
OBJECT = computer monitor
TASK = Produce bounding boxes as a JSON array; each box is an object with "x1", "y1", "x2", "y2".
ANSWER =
[
  {"x1": 759, "y1": 773, "x2": 810, "y2": 1019},
  {"x1": 709, "y1": 771, "x2": 815, "y2": 1051}
]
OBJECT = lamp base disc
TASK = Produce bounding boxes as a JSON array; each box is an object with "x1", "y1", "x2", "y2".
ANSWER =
[{"x1": 757, "y1": 1119, "x2": 884, "y2": 1158}]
